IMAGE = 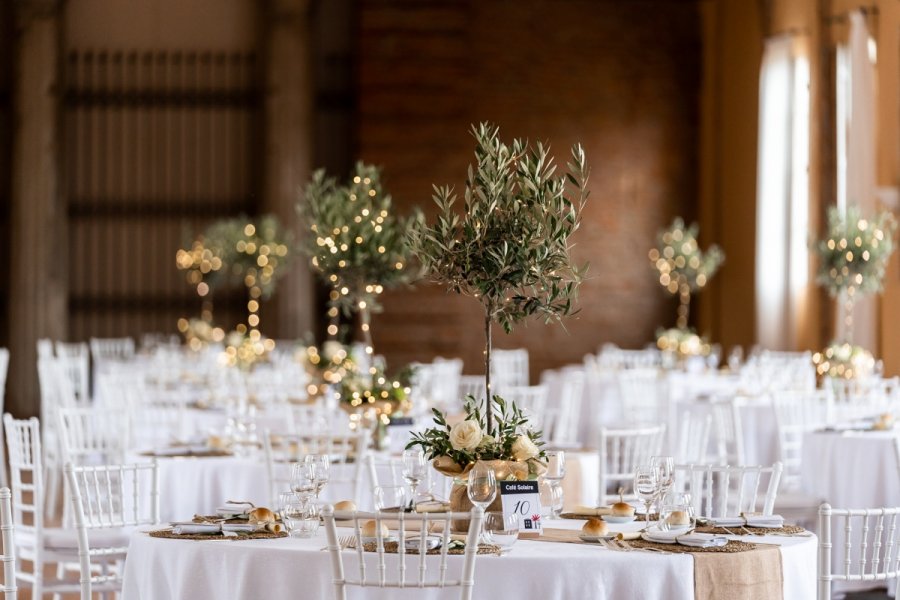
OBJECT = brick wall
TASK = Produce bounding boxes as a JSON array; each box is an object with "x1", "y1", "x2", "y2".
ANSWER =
[{"x1": 357, "y1": 0, "x2": 702, "y2": 381}]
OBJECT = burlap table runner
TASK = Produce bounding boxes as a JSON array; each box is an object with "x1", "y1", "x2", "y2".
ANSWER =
[
  {"x1": 694, "y1": 524, "x2": 806, "y2": 536},
  {"x1": 360, "y1": 540, "x2": 501, "y2": 556},
  {"x1": 148, "y1": 528, "x2": 288, "y2": 541},
  {"x1": 529, "y1": 529, "x2": 784, "y2": 600}
]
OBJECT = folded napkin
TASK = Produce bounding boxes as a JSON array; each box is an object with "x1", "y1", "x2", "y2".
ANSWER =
[
  {"x1": 170, "y1": 522, "x2": 258, "y2": 535},
  {"x1": 571, "y1": 505, "x2": 611, "y2": 517},
  {"x1": 707, "y1": 514, "x2": 784, "y2": 528},
  {"x1": 644, "y1": 530, "x2": 727, "y2": 548}
]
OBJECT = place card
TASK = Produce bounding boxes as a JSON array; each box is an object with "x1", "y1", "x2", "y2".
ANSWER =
[{"x1": 499, "y1": 480, "x2": 542, "y2": 538}]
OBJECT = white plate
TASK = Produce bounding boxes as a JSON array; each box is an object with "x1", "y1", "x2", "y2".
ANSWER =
[
  {"x1": 601, "y1": 515, "x2": 636, "y2": 524},
  {"x1": 640, "y1": 531, "x2": 678, "y2": 544},
  {"x1": 579, "y1": 534, "x2": 616, "y2": 543}
]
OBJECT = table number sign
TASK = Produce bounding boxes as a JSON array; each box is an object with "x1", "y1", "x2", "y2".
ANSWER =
[{"x1": 499, "y1": 480, "x2": 542, "y2": 538}]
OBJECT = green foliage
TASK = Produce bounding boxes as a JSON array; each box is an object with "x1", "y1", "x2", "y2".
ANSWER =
[
  {"x1": 408, "y1": 122, "x2": 589, "y2": 334},
  {"x1": 649, "y1": 218, "x2": 724, "y2": 296},
  {"x1": 405, "y1": 396, "x2": 545, "y2": 467},
  {"x1": 815, "y1": 206, "x2": 897, "y2": 300},
  {"x1": 297, "y1": 162, "x2": 422, "y2": 315}
]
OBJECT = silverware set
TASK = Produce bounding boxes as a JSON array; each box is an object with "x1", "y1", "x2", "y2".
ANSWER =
[{"x1": 597, "y1": 538, "x2": 672, "y2": 555}]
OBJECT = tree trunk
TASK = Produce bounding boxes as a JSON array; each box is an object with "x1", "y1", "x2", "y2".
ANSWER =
[{"x1": 484, "y1": 307, "x2": 493, "y2": 434}]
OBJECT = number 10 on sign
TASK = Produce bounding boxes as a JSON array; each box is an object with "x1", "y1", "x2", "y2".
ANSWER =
[{"x1": 499, "y1": 481, "x2": 542, "y2": 538}]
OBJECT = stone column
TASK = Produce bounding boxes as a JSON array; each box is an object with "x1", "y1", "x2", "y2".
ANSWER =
[
  {"x1": 8, "y1": 0, "x2": 66, "y2": 418},
  {"x1": 260, "y1": 0, "x2": 315, "y2": 339}
]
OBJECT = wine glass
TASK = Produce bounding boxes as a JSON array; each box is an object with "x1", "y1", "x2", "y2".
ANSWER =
[
  {"x1": 290, "y1": 462, "x2": 316, "y2": 505},
  {"x1": 650, "y1": 455, "x2": 675, "y2": 508},
  {"x1": 374, "y1": 485, "x2": 409, "y2": 512},
  {"x1": 483, "y1": 512, "x2": 519, "y2": 554},
  {"x1": 467, "y1": 463, "x2": 497, "y2": 510},
  {"x1": 402, "y1": 449, "x2": 427, "y2": 508},
  {"x1": 304, "y1": 454, "x2": 331, "y2": 498},
  {"x1": 544, "y1": 451, "x2": 566, "y2": 481},
  {"x1": 633, "y1": 466, "x2": 660, "y2": 527}
]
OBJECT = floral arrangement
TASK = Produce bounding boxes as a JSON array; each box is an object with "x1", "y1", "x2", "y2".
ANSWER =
[
  {"x1": 812, "y1": 342, "x2": 876, "y2": 380},
  {"x1": 294, "y1": 341, "x2": 356, "y2": 399},
  {"x1": 649, "y1": 218, "x2": 724, "y2": 329},
  {"x1": 655, "y1": 327, "x2": 711, "y2": 358},
  {"x1": 219, "y1": 329, "x2": 275, "y2": 371},
  {"x1": 407, "y1": 397, "x2": 547, "y2": 481},
  {"x1": 337, "y1": 364, "x2": 414, "y2": 417},
  {"x1": 177, "y1": 317, "x2": 226, "y2": 352},
  {"x1": 815, "y1": 207, "x2": 896, "y2": 299}
]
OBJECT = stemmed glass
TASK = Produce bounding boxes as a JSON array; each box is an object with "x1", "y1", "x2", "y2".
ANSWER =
[
  {"x1": 633, "y1": 466, "x2": 660, "y2": 528},
  {"x1": 374, "y1": 485, "x2": 409, "y2": 511},
  {"x1": 402, "y1": 449, "x2": 427, "y2": 509},
  {"x1": 543, "y1": 451, "x2": 566, "y2": 518},
  {"x1": 290, "y1": 462, "x2": 316, "y2": 507},
  {"x1": 304, "y1": 454, "x2": 330, "y2": 499},
  {"x1": 650, "y1": 455, "x2": 675, "y2": 512},
  {"x1": 467, "y1": 463, "x2": 497, "y2": 541}
]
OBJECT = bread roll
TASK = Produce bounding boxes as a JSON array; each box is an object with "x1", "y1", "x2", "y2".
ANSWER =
[
  {"x1": 248, "y1": 507, "x2": 276, "y2": 524},
  {"x1": 582, "y1": 518, "x2": 608, "y2": 536},
  {"x1": 666, "y1": 510, "x2": 690, "y2": 526},
  {"x1": 334, "y1": 500, "x2": 357, "y2": 512},
  {"x1": 611, "y1": 502, "x2": 635, "y2": 517},
  {"x1": 361, "y1": 519, "x2": 390, "y2": 539}
]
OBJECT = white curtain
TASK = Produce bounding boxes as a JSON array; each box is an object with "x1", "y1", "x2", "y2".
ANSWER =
[
  {"x1": 755, "y1": 36, "x2": 810, "y2": 350},
  {"x1": 835, "y1": 10, "x2": 877, "y2": 347}
]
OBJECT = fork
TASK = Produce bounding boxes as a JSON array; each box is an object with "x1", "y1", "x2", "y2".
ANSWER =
[{"x1": 339, "y1": 535, "x2": 357, "y2": 550}]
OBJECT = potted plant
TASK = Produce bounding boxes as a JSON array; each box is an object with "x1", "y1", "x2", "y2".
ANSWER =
[{"x1": 407, "y1": 122, "x2": 588, "y2": 517}]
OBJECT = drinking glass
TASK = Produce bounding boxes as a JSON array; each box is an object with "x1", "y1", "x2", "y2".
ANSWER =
[
  {"x1": 402, "y1": 449, "x2": 427, "y2": 507},
  {"x1": 290, "y1": 462, "x2": 316, "y2": 505},
  {"x1": 544, "y1": 451, "x2": 566, "y2": 481},
  {"x1": 304, "y1": 454, "x2": 331, "y2": 498},
  {"x1": 374, "y1": 485, "x2": 410, "y2": 512},
  {"x1": 650, "y1": 455, "x2": 675, "y2": 508},
  {"x1": 280, "y1": 491, "x2": 304, "y2": 537},
  {"x1": 633, "y1": 466, "x2": 660, "y2": 527},
  {"x1": 659, "y1": 493, "x2": 695, "y2": 532},
  {"x1": 483, "y1": 512, "x2": 520, "y2": 554}
]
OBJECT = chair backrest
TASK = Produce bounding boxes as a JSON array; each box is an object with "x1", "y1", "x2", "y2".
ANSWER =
[
  {"x1": 263, "y1": 430, "x2": 369, "y2": 506},
  {"x1": 53, "y1": 342, "x2": 91, "y2": 404},
  {"x1": 491, "y1": 348, "x2": 529, "y2": 389},
  {"x1": 412, "y1": 358, "x2": 464, "y2": 413},
  {"x1": 498, "y1": 385, "x2": 549, "y2": 429},
  {"x1": 598, "y1": 345, "x2": 662, "y2": 369},
  {"x1": 89, "y1": 337, "x2": 135, "y2": 363},
  {"x1": 322, "y1": 505, "x2": 483, "y2": 600},
  {"x1": 0, "y1": 487, "x2": 15, "y2": 600},
  {"x1": 771, "y1": 390, "x2": 832, "y2": 491},
  {"x1": 676, "y1": 411, "x2": 712, "y2": 464},
  {"x1": 547, "y1": 370, "x2": 585, "y2": 446},
  {"x1": 710, "y1": 397, "x2": 746, "y2": 465},
  {"x1": 598, "y1": 424, "x2": 666, "y2": 504},
  {"x1": 36, "y1": 339, "x2": 54, "y2": 359},
  {"x1": 617, "y1": 368, "x2": 666, "y2": 425},
  {"x1": 458, "y1": 376, "x2": 485, "y2": 403},
  {"x1": 817, "y1": 502, "x2": 900, "y2": 600},
  {"x1": 64, "y1": 462, "x2": 160, "y2": 599},
  {"x1": 3, "y1": 415, "x2": 45, "y2": 540},
  {"x1": 284, "y1": 402, "x2": 334, "y2": 435},
  {"x1": 56, "y1": 407, "x2": 130, "y2": 466},
  {"x1": 673, "y1": 462, "x2": 783, "y2": 518}
]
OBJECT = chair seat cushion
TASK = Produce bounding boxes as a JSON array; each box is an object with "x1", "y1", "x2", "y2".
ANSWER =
[{"x1": 44, "y1": 526, "x2": 134, "y2": 550}]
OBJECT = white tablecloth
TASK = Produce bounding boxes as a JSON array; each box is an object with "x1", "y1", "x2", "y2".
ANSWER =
[{"x1": 121, "y1": 518, "x2": 816, "y2": 600}]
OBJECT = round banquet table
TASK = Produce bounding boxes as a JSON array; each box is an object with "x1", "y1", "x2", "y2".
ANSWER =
[
  {"x1": 133, "y1": 451, "x2": 601, "y2": 523},
  {"x1": 121, "y1": 518, "x2": 816, "y2": 600},
  {"x1": 801, "y1": 429, "x2": 900, "y2": 509}
]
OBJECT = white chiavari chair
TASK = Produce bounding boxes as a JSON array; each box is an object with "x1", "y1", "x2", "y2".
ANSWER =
[
  {"x1": 284, "y1": 402, "x2": 333, "y2": 435},
  {"x1": 64, "y1": 461, "x2": 160, "y2": 600},
  {"x1": 499, "y1": 385, "x2": 549, "y2": 430},
  {"x1": 817, "y1": 502, "x2": 900, "y2": 600},
  {"x1": 0, "y1": 350, "x2": 8, "y2": 486},
  {"x1": 545, "y1": 369, "x2": 585, "y2": 447},
  {"x1": 56, "y1": 407, "x2": 130, "y2": 467},
  {"x1": 617, "y1": 368, "x2": 667, "y2": 425},
  {"x1": 323, "y1": 504, "x2": 484, "y2": 600},
  {"x1": 490, "y1": 348, "x2": 529, "y2": 389},
  {"x1": 38, "y1": 357, "x2": 83, "y2": 519},
  {"x1": 53, "y1": 342, "x2": 91, "y2": 405},
  {"x1": 458, "y1": 376, "x2": 485, "y2": 404},
  {"x1": 88, "y1": 337, "x2": 135, "y2": 364},
  {"x1": 412, "y1": 358, "x2": 464, "y2": 414},
  {"x1": 263, "y1": 430, "x2": 370, "y2": 507},
  {"x1": 675, "y1": 411, "x2": 711, "y2": 464},
  {"x1": 771, "y1": 390, "x2": 833, "y2": 491},
  {"x1": 0, "y1": 487, "x2": 14, "y2": 600},
  {"x1": 5, "y1": 415, "x2": 81, "y2": 598},
  {"x1": 672, "y1": 462, "x2": 783, "y2": 518},
  {"x1": 598, "y1": 424, "x2": 665, "y2": 505},
  {"x1": 710, "y1": 397, "x2": 746, "y2": 465}
]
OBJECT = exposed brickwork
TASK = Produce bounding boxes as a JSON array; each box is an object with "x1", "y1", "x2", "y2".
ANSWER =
[{"x1": 358, "y1": 0, "x2": 702, "y2": 381}]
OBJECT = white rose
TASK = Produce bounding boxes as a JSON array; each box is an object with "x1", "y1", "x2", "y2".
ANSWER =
[
  {"x1": 511, "y1": 435, "x2": 539, "y2": 461},
  {"x1": 449, "y1": 420, "x2": 483, "y2": 451}
]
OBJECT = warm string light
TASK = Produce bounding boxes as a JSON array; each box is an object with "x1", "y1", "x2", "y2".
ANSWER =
[{"x1": 812, "y1": 343, "x2": 875, "y2": 380}]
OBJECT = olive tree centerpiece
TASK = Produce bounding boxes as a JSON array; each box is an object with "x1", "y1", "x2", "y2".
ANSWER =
[{"x1": 408, "y1": 122, "x2": 589, "y2": 435}]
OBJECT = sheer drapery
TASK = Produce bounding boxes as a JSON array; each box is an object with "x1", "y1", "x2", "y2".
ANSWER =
[{"x1": 755, "y1": 35, "x2": 810, "y2": 350}]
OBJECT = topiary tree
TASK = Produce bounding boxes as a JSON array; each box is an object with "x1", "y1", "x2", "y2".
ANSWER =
[{"x1": 409, "y1": 122, "x2": 589, "y2": 434}]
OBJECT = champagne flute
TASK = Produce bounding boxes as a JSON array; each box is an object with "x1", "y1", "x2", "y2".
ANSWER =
[
  {"x1": 650, "y1": 455, "x2": 675, "y2": 510},
  {"x1": 402, "y1": 449, "x2": 427, "y2": 508},
  {"x1": 633, "y1": 466, "x2": 660, "y2": 528}
]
